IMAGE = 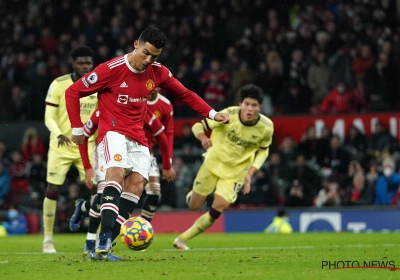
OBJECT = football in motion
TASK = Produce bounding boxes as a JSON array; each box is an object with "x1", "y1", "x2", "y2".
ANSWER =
[{"x1": 120, "y1": 217, "x2": 154, "y2": 251}]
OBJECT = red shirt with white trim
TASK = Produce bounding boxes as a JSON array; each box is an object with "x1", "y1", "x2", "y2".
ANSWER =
[{"x1": 66, "y1": 54, "x2": 214, "y2": 147}]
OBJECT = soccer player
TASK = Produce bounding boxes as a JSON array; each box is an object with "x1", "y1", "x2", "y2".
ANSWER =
[
  {"x1": 76, "y1": 108, "x2": 175, "y2": 257},
  {"x1": 65, "y1": 27, "x2": 229, "y2": 260},
  {"x1": 173, "y1": 84, "x2": 274, "y2": 250},
  {"x1": 43, "y1": 46, "x2": 97, "y2": 253},
  {"x1": 141, "y1": 87, "x2": 174, "y2": 223}
]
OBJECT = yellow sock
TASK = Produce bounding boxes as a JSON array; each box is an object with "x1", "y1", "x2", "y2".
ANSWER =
[
  {"x1": 180, "y1": 212, "x2": 216, "y2": 241},
  {"x1": 43, "y1": 197, "x2": 57, "y2": 236}
]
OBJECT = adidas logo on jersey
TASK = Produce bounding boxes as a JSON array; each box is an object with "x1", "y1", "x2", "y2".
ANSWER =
[{"x1": 120, "y1": 81, "x2": 128, "y2": 88}]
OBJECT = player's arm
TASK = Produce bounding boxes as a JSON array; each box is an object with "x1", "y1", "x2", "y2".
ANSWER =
[
  {"x1": 44, "y1": 80, "x2": 71, "y2": 148},
  {"x1": 65, "y1": 64, "x2": 111, "y2": 144},
  {"x1": 155, "y1": 130, "x2": 176, "y2": 182},
  {"x1": 159, "y1": 67, "x2": 229, "y2": 123},
  {"x1": 243, "y1": 123, "x2": 274, "y2": 194},
  {"x1": 192, "y1": 110, "x2": 226, "y2": 150}
]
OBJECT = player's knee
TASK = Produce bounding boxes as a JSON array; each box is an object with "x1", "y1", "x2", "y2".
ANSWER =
[
  {"x1": 145, "y1": 182, "x2": 160, "y2": 195},
  {"x1": 46, "y1": 184, "x2": 61, "y2": 199},
  {"x1": 105, "y1": 167, "x2": 125, "y2": 184}
]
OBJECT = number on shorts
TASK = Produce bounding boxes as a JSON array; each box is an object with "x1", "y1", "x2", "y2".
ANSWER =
[{"x1": 233, "y1": 182, "x2": 243, "y2": 194}]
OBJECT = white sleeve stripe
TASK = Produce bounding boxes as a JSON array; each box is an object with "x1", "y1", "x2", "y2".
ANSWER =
[
  {"x1": 153, "y1": 127, "x2": 165, "y2": 136},
  {"x1": 148, "y1": 115, "x2": 156, "y2": 125}
]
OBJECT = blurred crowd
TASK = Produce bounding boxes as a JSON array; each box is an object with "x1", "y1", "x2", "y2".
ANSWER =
[
  {"x1": 2, "y1": 0, "x2": 400, "y2": 230},
  {"x1": 1, "y1": 0, "x2": 400, "y2": 120}
]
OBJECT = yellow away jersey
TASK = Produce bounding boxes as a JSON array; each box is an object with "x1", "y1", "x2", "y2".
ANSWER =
[
  {"x1": 202, "y1": 106, "x2": 273, "y2": 179},
  {"x1": 45, "y1": 74, "x2": 97, "y2": 154}
]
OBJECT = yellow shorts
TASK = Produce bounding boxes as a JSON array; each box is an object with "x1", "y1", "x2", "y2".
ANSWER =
[
  {"x1": 192, "y1": 163, "x2": 244, "y2": 204},
  {"x1": 46, "y1": 147, "x2": 93, "y2": 185}
]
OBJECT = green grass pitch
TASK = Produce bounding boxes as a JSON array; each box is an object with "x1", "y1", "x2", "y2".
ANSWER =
[{"x1": 1, "y1": 232, "x2": 400, "y2": 280}]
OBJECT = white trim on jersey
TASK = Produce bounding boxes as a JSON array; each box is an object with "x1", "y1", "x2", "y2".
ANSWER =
[
  {"x1": 107, "y1": 57, "x2": 124, "y2": 68},
  {"x1": 124, "y1": 54, "x2": 144, "y2": 73},
  {"x1": 153, "y1": 126, "x2": 165, "y2": 136},
  {"x1": 151, "y1": 62, "x2": 161, "y2": 67},
  {"x1": 148, "y1": 114, "x2": 156, "y2": 125}
]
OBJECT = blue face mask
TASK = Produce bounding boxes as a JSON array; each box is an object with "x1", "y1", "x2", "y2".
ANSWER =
[{"x1": 8, "y1": 209, "x2": 18, "y2": 220}]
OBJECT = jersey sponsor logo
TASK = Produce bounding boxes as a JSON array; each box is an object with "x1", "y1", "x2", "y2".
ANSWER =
[
  {"x1": 117, "y1": 94, "x2": 129, "y2": 104},
  {"x1": 103, "y1": 196, "x2": 114, "y2": 201},
  {"x1": 82, "y1": 77, "x2": 89, "y2": 88},
  {"x1": 114, "y1": 154, "x2": 122, "y2": 162},
  {"x1": 227, "y1": 131, "x2": 257, "y2": 148},
  {"x1": 120, "y1": 81, "x2": 128, "y2": 88},
  {"x1": 146, "y1": 79, "x2": 155, "y2": 91},
  {"x1": 87, "y1": 72, "x2": 98, "y2": 84}
]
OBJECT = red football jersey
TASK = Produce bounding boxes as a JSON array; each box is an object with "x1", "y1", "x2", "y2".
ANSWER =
[
  {"x1": 146, "y1": 93, "x2": 174, "y2": 157},
  {"x1": 66, "y1": 54, "x2": 214, "y2": 147}
]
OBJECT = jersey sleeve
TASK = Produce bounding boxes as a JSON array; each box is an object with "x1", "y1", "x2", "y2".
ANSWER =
[
  {"x1": 45, "y1": 80, "x2": 62, "y2": 106},
  {"x1": 44, "y1": 80, "x2": 63, "y2": 136},
  {"x1": 65, "y1": 63, "x2": 112, "y2": 131},
  {"x1": 193, "y1": 108, "x2": 228, "y2": 136},
  {"x1": 158, "y1": 66, "x2": 214, "y2": 119},
  {"x1": 78, "y1": 137, "x2": 92, "y2": 170},
  {"x1": 252, "y1": 122, "x2": 274, "y2": 170},
  {"x1": 83, "y1": 109, "x2": 100, "y2": 137}
]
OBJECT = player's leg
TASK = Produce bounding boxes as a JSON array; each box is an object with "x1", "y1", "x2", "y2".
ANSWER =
[
  {"x1": 174, "y1": 164, "x2": 217, "y2": 250},
  {"x1": 85, "y1": 182, "x2": 103, "y2": 253},
  {"x1": 95, "y1": 132, "x2": 128, "y2": 258},
  {"x1": 43, "y1": 151, "x2": 73, "y2": 253},
  {"x1": 110, "y1": 142, "x2": 150, "y2": 242},
  {"x1": 69, "y1": 146, "x2": 95, "y2": 232},
  {"x1": 141, "y1": 155, "x2": 161, "y2": 222}
]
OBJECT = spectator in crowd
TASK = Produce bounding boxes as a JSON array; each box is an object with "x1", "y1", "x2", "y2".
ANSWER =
[
  {"x1": 0, "y1": 140, "x2": 11, "y2": 165},
  {"x1": 8, "y1": 150, "x2": 29, "y2": 205},
  {"x1": 278, "y1": 80, "x2": 310, "y2": 115},
  {"x1": 367, "y1": 120, "x2": 397, "y2": 159},
  {"x1": 0, "y1": 162, "x2": 11, "y2": 207},
  {"x1": 4, "y1": 85, "x2": 30, "y2": 121},
  {"x1": 307, "y1": 50, "x2": 332, "y2": 106},
  {"x1": 289, "y1": 154, "x2": 321, "y2": 197},
  {"x1": 264, "y1": 152, "x2": 292, "y2": 203},
  {"x1": 1, "y1": 205, "x2": 27, "y2": 235},
  {"x1": 284, "y1": 179, "x2": 313, "y2": 207},
  {"x1": 351, "y1": 44, "x2": 375, "y2": 79},
  {"x1": 315, "y1": 178, "x2": 341, "y2": 207},
  {"x1": 374, "y1": 158, "x2": 400, "y2": 205},
  {"x1": 341, "y1": 172, "x2": 374, "y2": 206},
  {"x1": 278, "y1": 136, "x2": 298, "y2": 164},
  {"x1": 21, "y1": 127, "x2": 46, "y2": 162},
  {"x1": 319, "y1": 135, "x2": 351, "y2": 177},
  {"x1": 297, "y1": 125, "x2": 318, "y2": 162},
  {"x1": 344, "y1": 125, "x2": 367, "y2": 160},
  {"x1": 27, "y1": 154, "x2": 47, "y2": 209},
  {"x1": 320, "y1": 81, "x2": 364, "y2": 114}
]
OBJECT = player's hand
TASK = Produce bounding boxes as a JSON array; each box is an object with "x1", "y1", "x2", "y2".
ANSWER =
[
  {"x1": 84, "y1": 168, "x2": 94, "y2": 189},
  {"x1": 214, "y1": 112, "x2": 230, "y2": 124},
  {"x1": 162, "y1": 168, "x2": 176, "y2": 182},
  {"x1": 71, "y1": 134, "x2": 85, "y2": 145},
  {"x1": 201, "y1": 138, "x2": 212, "y2": 150},
  {"x1": 58, "y1": 135, "x2": 72, "y2": 147},
  {"x1": 242, "y1": 175, "x2": 251, "y2": 195}
]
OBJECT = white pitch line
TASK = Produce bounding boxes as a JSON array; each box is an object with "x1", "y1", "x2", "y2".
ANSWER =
[{"x1": 0, "y1": 243, "x2": 397, "y2": 255}]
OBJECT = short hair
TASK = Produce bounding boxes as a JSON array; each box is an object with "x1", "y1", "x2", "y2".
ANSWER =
[
  {"x1": 277, "y1": 209, "x2": 288, "y2": 217},
  {"x1": 69, "y1": 46, "x2": 94, "y2": 61},
  {"x1": 238, "y1": 84, "x2": 264, "y2": 104},
  {"x1": 138, "y1": 27, "x2": 167, "y2": 49}
]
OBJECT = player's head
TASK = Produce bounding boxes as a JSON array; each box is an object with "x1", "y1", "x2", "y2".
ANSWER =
[
  {"x1": 148, "y1": 87, "x2": 161, "y2": 101},
  {"x1": 133, "y1": 27, "x2": 167, "y2": 71},
  {"x1": 238, "y1": 84, "x2": 263, "y2": 123},
  {"x1": 69, "y1": 46, "x2": 94, "y2": 78}
]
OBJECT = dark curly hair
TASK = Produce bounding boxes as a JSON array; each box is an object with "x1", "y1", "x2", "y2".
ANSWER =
[
  {"x1": 69, "y1": 45, "x2": 94, "y2": 61},
  {"x1": 138, "y1": 27, "x2": 167, "y2": 49},
  {"x1": 238, "y1": 84, "x2": 264, "y2": 104}
]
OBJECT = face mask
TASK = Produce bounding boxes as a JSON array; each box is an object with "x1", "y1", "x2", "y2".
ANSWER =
[
  {"x1": 337, "y1": 86, "x2": 346, "y2": 93},
  {"x1": 8, "y1": 209, "x2": 18, "y2": 220},
  {"x1": 383, "y1": 167, "x2": 393, "y2": 177}
]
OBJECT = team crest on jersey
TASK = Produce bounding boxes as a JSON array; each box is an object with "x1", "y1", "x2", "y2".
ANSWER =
[
  {"x1": 146, "y1": 79, "x2": 155, "y2": 91},
  {"x1": 153, "y1": 110, "x2": 161, "y2": 118},
  {"x1": 114, "y1": 154, "x2": 122, "y2": 162},
  {"x1": 100, "y1": 166, "x2": 104, "y2": 172},
  {"x1": 87, "y1": 72, "x2": 98, "y2": 84}
]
